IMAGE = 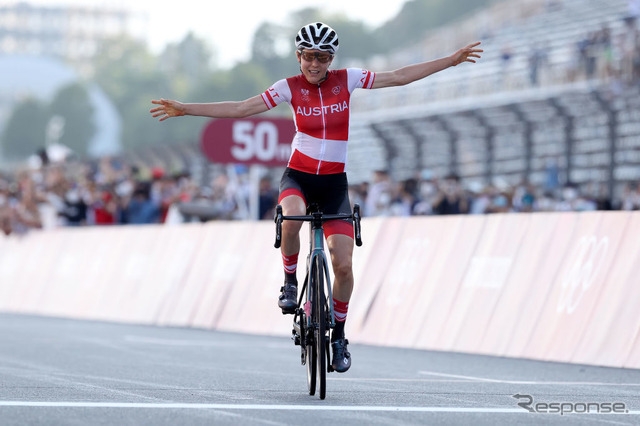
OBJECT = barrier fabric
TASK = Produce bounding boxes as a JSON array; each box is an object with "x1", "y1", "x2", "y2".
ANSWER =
[
  {"x1": 570, "y1": 212, "x2": 640, "y2": 369},
  {"x1": 523, "y1": 212, "x2": 626, "y2": 363},
  {"x1": 0, "y1": 211, "x2": 638, "y2": 369}
]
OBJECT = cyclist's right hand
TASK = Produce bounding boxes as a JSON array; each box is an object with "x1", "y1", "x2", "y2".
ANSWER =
[{"x1": 150, "y1": 99, "x2": 186, "y2": 121}]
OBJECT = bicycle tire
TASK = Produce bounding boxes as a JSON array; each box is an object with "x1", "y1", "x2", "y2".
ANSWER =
[
  {"x1": 315, "y1": 255, "x2": 327, "y2": 400},
  {"x1": 306, "y1": 276, "x2": 316, "y2": 395}
]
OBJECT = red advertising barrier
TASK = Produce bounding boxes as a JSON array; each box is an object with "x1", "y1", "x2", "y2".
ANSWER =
[
  {"x1": 349, "y1": 217, "x2": 409, "y2": 344},
  {"x1": 187, "y1": 221, "x2": 253, "y2": 329},
  {"x1": 354, "y1": 215, "x2": 459, "y2": 347},
  {"x1": 571, "y1": 212, "x2": 640, "y2": 368},
  {"x1": 413, "y1": 215, "x2": 486, "y2": 350},
  {"x1": 523, "y1": 212, "x2": 627, "y2": 363},
  {"x1": 346, "y1": 217, "x2": 386, "y2": 336},
  {"x1": 155, "y1": 223, "x2": 220, "y2": 327},
  {"x1": 1, "y1": 211, "x2": 640, "y2": 370},
  {"x1": 142, "y1": 224, "x2": 205, "y2": 324},
  {"x1": 501, "y1": 213, "x2": 580, "y2": 358},
  {"x1": 0, "y1": 234, "x2": 31, "y2": 312},
  {"x1": 480, "y1": 213, "x2": 571, "y2": 356},
  {"x1": 36, "y1": 228, "x2": 89, "y2": 318},
  {"x1": 447, "y1": 213, "x2": 530, "y2": 353},
  {"x1": 215, "y1": 221, "x2": 291, "y2": 336},
  {"x1": 4, "y1": 230, "x2": 57, "y2": 315}
]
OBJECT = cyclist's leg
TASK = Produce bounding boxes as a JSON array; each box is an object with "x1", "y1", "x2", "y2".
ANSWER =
[
  {"x1": 278, "y1": 169, "x2": 307, "y2": 269},
  {"x1": 277, "y1": 194, "x2": 305, "y2": 313},
  {"x1": 277, "y1": 169, "x2": 307, "y2": 313},
  {"x1": 321, "y1": 173, "x2": 354, "y2": 346},
  {"x1": 280, "y1": 193, "x2": 305, "y2": 264},
  {"x1": 326, "y1": 232, "x2": 353, "y2": 373},
  {"x1": 326, "y1": 233, "x2": 354, "y2": 304},
  {"x1": 320, "y1": 172, "x2": 354, "y2": 304}
]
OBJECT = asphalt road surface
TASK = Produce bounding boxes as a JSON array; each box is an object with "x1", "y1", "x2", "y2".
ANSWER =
[{"x1": 0, "y1": 313, "x2": 638, "y2": 425}]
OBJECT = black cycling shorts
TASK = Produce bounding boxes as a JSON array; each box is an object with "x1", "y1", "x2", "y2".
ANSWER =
[{"x1": 278, "y1": 168, "x2": 353, "y2": 238}]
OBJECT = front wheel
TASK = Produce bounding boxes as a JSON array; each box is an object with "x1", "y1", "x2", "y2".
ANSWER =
[
  {"x1": 315, "y1": 256, "x2": 327, "y2": 400},
  {"x1": 304, "y1": 303, "x2": 316, "y2": 395}
]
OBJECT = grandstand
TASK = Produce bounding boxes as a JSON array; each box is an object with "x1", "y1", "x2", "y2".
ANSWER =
[{"x1": 347, "y1": 0, "x2": 637, "y2": 203}]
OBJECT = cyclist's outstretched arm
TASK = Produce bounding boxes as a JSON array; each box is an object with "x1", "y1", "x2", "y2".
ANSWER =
[
  {"x1": 150, "y1": 94, "x2": 269, "y2": 122},
  {"x1": 372, "y1": 41, "x2": 482, "y2": 89}
]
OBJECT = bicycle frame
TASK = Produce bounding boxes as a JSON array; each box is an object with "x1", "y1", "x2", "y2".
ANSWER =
[{"x1": 305, "y1": 211, "x2": 335, "y2": 330}]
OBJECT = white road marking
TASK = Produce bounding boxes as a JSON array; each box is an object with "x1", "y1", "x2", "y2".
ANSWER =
[
  {"x1": 123, "y1": 335, "x2": 289, "y2": 349},
  {"x1": 0, "y1": 401, "x2": 526, "y2": 412},
  {"x1": 123, "y1": 336, "x2": 236, "y2": 347},
  {"x1": 419, "y1": 371, "x2": 640, "y2": 386},
  {"x1": 0, "y1": 401, "x2": 637, "y2": 414}
]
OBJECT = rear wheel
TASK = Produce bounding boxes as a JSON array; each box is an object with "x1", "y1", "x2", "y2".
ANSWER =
[{"x1": 315, "y1": 256, "x2": 327, "y2": 400}]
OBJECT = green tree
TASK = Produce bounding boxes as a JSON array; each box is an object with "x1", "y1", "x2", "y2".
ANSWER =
[
  {"x1": 160, "y1": 32, "x2": 215, "y2": 94},
  {"x1": 93, "y1": 35, "x2": 175, "y2": 150},
  {"x1": 379, "y1": 0, "x2": 491, "y2": 52},
  {"x1": 1, "y1": 97, "x2": 48, "y2": 160},
  {"x1": 49, "y1": 83, "x2": 95, "y2": 156},
  {"x1": 249, "y1": 23, "x2": 299, "y2": 84}
]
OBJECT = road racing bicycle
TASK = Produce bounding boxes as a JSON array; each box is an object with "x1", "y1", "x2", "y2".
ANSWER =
[{"x1": 274, "y1": 203, "x2": 362, "y2": 400}]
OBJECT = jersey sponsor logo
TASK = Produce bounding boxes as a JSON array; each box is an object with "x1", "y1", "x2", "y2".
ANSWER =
[
  {"x1": 332, "y1": 86, "x2": 341, "y2": 95},
  {"x1": 296, "y1": 101, "x2": 349, "y2": 116}
]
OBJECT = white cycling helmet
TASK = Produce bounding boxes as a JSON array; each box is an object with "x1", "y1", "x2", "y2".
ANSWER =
[{"x1": 295, "y1": 22, "x2": 339, "y2": 54}]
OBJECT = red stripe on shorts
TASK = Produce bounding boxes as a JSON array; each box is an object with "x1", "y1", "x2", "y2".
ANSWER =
[
  {"x1": 278, "y1": 188, "x2": 305, "y2": 204},
  {"x1": 324, "y1": 219, "x2": 354, "y2": 238}
]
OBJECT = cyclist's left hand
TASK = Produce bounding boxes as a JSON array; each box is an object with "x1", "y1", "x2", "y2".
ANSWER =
[
  {"x1": 451, "y1": 42, "x2": 483, "y2": 66},
  {"x1": 150, "y1": 99, "x2": 185, "y2": 121}
]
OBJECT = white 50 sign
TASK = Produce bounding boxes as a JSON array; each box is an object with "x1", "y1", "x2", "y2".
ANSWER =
[{"x1": 200, "y1": 117, "x2": 294, "y2": 166}]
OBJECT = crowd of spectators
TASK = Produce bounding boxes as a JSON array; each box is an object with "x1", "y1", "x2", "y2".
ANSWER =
[
  {"x1": 2, "y1": 153, "x2": 639, "y2": 238},
  {"x1": 491, "y1": 1, "x2": 640, "y2": 93},
  {"x1": 564, "y1": 2, "x2": 640, "y2": 91},
  {"x1": 565, "y1": 13, "x2": 640, "y2": 88},
  {"x1": 1, "y1": 155, "x2": 191, "y2": 236},
  {"x1": 352, "y1": 170, "x2": 636, "y2": 218}
]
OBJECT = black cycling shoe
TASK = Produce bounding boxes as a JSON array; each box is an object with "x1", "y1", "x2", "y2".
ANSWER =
[
  {"x1": 330, "y1": 338, "x2": 351, "y2": 373},
  {"x1": 278, "y1": 283, "x2": 297, "y2": 314}
]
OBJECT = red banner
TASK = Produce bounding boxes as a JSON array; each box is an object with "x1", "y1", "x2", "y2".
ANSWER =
[{"x1": 200, "y1": 117, "x2": 295, "y2": 166}]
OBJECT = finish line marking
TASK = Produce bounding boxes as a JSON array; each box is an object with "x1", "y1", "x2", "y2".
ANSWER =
[
  {"x1": 0, "y1": 402, "x2": 638, "y2": 414},
  {"x1": 419, "y1": 371, "x2": 640, "y2": 386}
]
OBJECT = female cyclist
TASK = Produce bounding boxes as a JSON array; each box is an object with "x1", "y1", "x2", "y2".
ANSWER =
[{"x1": 150, "y1": 22, "x2": 482, "y2": 373}]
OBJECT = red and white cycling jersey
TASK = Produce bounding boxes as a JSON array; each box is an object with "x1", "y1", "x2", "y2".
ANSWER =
[{"x1": 261, "y1": 68, "x2": 375, "y2": 175}]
